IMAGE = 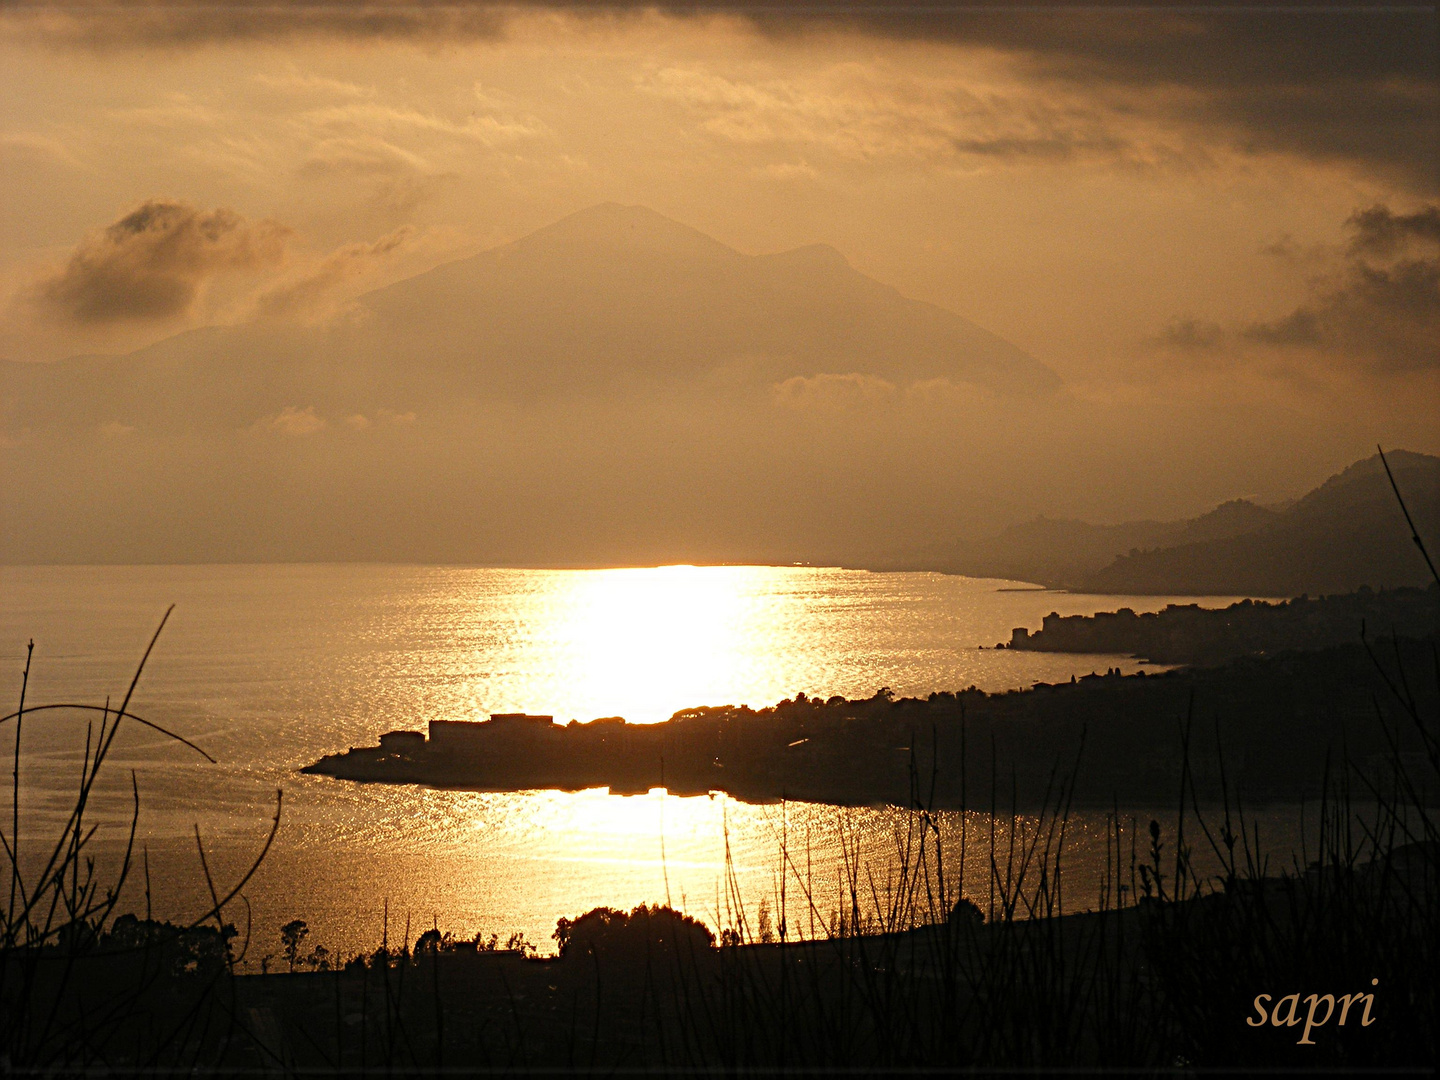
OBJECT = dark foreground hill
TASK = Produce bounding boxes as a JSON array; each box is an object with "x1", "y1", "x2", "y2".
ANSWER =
[
  {"x1": 306, "y1": 634, "x2": 1438, "y2": 808},
  {"x1": 11, "y1": 823, "x2": 1435, "y2": 1073},
  {"x1": 25, "y1": 869, "x2": 1428, "y2": 1077},
  {"x1": 928, "y1": 450, "x2": 1439, "y2": 595}
]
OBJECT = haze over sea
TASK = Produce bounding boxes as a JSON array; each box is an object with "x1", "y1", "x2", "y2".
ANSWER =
[{"x1": 1, "y1": 564, "x2": 1297, "y2": 957}]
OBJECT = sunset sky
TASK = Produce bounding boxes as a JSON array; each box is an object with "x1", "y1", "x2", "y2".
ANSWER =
[{"x1": 1, "y1": 2, "x2": 1436, "y2": 564}]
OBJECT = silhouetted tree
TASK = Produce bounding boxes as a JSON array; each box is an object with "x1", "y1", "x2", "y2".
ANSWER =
[{"x1": 280, "y1": 919, "x2": 309, "y2": 972}]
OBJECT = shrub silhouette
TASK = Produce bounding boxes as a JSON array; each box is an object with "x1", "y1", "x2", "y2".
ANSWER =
[
  {"x1": 947, "y1": 896, "x2": 984, "y2": 932},
  {"x1": 103, "y1": 914, "x2": 238, "y2": 977},
  {"x1": 553, "y1": 903, "x2": 715, "y2": 959}
]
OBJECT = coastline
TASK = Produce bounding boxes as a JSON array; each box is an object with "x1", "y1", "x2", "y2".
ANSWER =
[{"x1": 303, "y1": 635, "x2": 1439, "y2": 810}]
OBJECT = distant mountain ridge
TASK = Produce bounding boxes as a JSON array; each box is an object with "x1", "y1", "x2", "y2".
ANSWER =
[
  {"x1": 930, "y1": 451, "x2": 1439, "y2": 596},
  {"x1": 0, "y1": 202, "x2": 1072, "y2": 565},
  {"x1": 0, "y1": 203, "x2": 1060, "y2": 438},
  {"x1": 922, "y1": 498, "x2": 1282, "y2": 589},
  {"x1": 356, "y1": 202, "x2": 1061, "y2": 397}
]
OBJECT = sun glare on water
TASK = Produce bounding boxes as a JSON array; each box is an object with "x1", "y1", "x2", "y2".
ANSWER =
[
  {"x1": 396, "y1": 563, "x2": 1192, "y2": 729},
  {"x1": 529, "y1": 564, "x2": 778, "y2": 724}
]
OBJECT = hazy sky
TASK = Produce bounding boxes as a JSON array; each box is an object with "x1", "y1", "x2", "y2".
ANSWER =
[{"x1": 1, "y1": 2, "x2": 1436, "y2": 563}]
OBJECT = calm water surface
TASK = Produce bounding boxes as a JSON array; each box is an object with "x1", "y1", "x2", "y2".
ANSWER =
[{"x1": 0, "y1": 564, "x2": 1298, "y2": 958}]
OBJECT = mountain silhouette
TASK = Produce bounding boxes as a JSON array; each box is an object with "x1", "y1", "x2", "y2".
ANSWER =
[
  {"x1": 934, "y1": 451, "x2": 1439, "y2": 596},
  {"x1": 1, "y1": 203, "x2": 1059, "y2": 436},
  {"x1": 1083, "y1": 451, "x2": 1439, "y2": 595},
  {"x1": 357, "y1": 203, "x2": 1060, "y2": 396}
]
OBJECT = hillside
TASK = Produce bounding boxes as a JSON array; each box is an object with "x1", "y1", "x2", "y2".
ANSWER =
[
  {"x1": 929, "y1": 499, "x2": 1281, "y2": 589},
  {"x1": 930, "y1": 451, "x2": 1437, "y2": 596},
  {"x1": 1084, "y1": 451, "x2": 1438, "y2": 595}
]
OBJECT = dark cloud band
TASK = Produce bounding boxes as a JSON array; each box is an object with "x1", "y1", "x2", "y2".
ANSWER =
[{"x1": 5, "y1": 1, "x2": 1436, "y2": 188}]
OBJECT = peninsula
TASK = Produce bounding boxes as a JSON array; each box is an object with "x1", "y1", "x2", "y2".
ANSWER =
[{"x1": 304, "y1": 635, "x2": 1437, "y2": 808}]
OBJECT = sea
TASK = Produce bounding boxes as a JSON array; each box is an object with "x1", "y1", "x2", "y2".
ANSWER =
[{"x1": 0, "y1": 564, "x2": 1307, "y2": 960}]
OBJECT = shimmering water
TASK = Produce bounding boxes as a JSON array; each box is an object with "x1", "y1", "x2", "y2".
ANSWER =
[{"x1": 0, "y1": 564, "x2": 1295, "y2": 959}]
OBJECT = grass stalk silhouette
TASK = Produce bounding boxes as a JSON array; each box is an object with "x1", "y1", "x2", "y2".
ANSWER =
[{"x1": 0, "y1": 608, "x2": 286, "y2": 1073}]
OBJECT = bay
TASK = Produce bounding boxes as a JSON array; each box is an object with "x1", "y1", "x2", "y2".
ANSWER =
[{"x1": 0, "y1": 564, "x2": 1296, "y2": 959}]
